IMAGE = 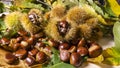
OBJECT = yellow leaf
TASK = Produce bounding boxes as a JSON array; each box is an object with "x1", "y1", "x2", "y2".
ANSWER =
[
  {"x1": 102, "y1": 48, "x2": 120, "y2": 58},
  {"x1": 87, "y1": 55, "x2": 104, "y2": 63},
  {"x1": 103, "y1": 57, "x2": 120, "y2": 66},
  {"x1": 107, "y1": 0, "x2": 120, "y2": 17}
]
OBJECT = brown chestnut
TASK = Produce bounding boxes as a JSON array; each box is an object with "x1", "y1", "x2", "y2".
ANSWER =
[
  {"x1": 38, "y1": 38, "x2": 43, "y2": 42},
  {"x1": 57, "y1": 21, "x2": 70, "y2": 36},
  {"x1": 27, "y1": 36, "x2": 35, "y2": 45},
  {"x1": 20, "y1": 41, "x2": 29, "y2": 49},
  {"x1": 70, "y1": 53, "x2": 82, "y2": 67},
  {"x1": 60, "y1": 50, "x2": 70, "y2": 62},
  {"x1": 36, "y1": 51, "x2": 47, "y2": 64},
  {"x1": 48, "y1": 39, "x2": 58, "y2": 47},
  {"x1": 28, "y1": 49, "x2": 39, "y2": 57},
  {"x1": 78, "y1": 38, "x2": 86, "y2": 47},
  {"x1": 44, "y1": 46, "x2": 52, "y2": 54},
  {"x1": 35, "y1": 42, "x2": 45, "y2": 48},
  {"x1": 1, "y1": 38, "x2": 10, "y2": 45},
  {"x1": 14, "y1": 49, "x2": 27, "y2": 59},
  {"x1": 25, "y1": 56, "x2": 36, "y2": 66},
  {"x1": 34, "y1": 33, "x2": 43, "y2": 39},
  {"x1": 16, "y1": 37, "x2": 23, "y2": 43},
  {"x1": 23, "y1": 36, "x2": 29, "y2": 41},
  {"x1": 10, "y1": 43, "x2": 21, "y2": 51},
  {"x1": 88, "y1": 43, "x2": 102, "y2": 58},
  {"x1": 77, "y1": 47, "x2": 88, "y2": 56},
  {"x1": 18, "y1": 30, "x2": 27, "y2": 36},
  {"x1": 68, "y1": 46, "x2": 77, "y2": 53},
  {"x1": 5, "y1": 53, "x2": 18, "y2": 64},
  {"x1": 59, "y1": 43, "x2": 70, "y2": 51}
]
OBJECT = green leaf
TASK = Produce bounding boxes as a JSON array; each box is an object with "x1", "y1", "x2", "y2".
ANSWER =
[
  {"x1": 63, "y1": 0, "x2": 79, "y2": 7},
  {"x1": 87, "y1": 0, "x2": 104, "y2": 15},
  {"x1": 51, "y1": 47, "x2": 61, "y2": 64},
  {"x1": 0, "y1": 2, "x2": 5, "y2": 13},
  {"x1": 25, "y1": 0, "x2": 36, "y2": 2},
  {"x1": 87, "y1": 0, "x2": 118, "y2": 25},
  {"x1": 113, "y1": 21, "x2": 120, "y2": 52},
  {"x1": 0, "y1": 18, "x2": 5, "y2": 28},
  {"x1": 49, "y1": 62, "x2": 75, "y2": 68},
  {"x1": 25, "y1": 2, "x2": 43, "y2": 9},
  {"x1": 42, "y1": 47, "x2": 61, "y2": 68},
  {"x1": 13, "y1": 0, "x2": 44, "y2": 10},
  {"x1": 103, "y1": 0, "x2": 116, "y2": 17},
  {"x1": 0, "y1": 18, "x2": 6, "y2": 38},
  {"x1": 78, "y1": 0, "x2": 88, "y2": 5},
  {"x1": 52, "y1": 0, "x2": 80, "y2": 8},
  {"x1": 21, "y1": 1, "x2": 44, "y2": 10}
]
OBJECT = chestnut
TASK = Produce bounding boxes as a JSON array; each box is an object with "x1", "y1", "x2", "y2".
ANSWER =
[
  {"x1": 68, "y1": 46, "x2": 77, "y2": 53},
  {"x1": 14, "y1": 49, "x2": 27, "y2": 59},
  {"x1": 18, "y1": 30, "x2": 27, "y2": 36},
  {"x1": 77, "y1": 47, "x2": 88, "y2": 56},
  {"x1": 16, "y1": 37, "x2": 23, "y2": 43},
  {"x1": 10, "y1": 43, "x2": 21, "y2": 51},
  {"x1": 57, "y1": 21, "x2": 70, "y2": 36},
  {"x1": 70, "y1": 53, "x2": 82, "y2": 67},
  {"x1": 27, "y1": 36, "x2": 35, "y2": 45},
  {"x1": 59, "y1": 43, "x2": 70, "y2": 51},
  {"x1": 36, "y1": 51, "x2": 47, "y2": 64},
  {"x1": 88, "y1": 43, "x2": 102, "y2": 58},
  {"x1": 35, "y1": 42, "x2": 45, "y2": 48},
  {"x1": 20, "y1": 41, "x2": 29, "y2": 49},
  {"x1": 48, "y1": 39, "x2": 58, "y2": 47},
  {"x1": 0, "y1": 38, "x2": 10, "y2": 45},
  {"x1": 23, "y1": 36, "x2": 29, "y2": 41},
  {"x1": 25, "y1": 56, "x2": 36, "y2": 66},
  {"x1": 34, "y1": 33, "x2": 43, "y2": 39},
  {"x1": 38, "y1": 38, "x2": 43, "y2": 42},
  {"x1": 28, "y1": 49, "x2": 39, "y2": 57},
  {"x1": 78, "y1": 38, "x2": 86, "y2": 47},
  {"x1": 44, "y1": 46, "x2": 52, "y2": 54},
  {"x1": 5, "y1": 53, "x2": 18, "y2": 65},
  {"x1": 60, "y1": 50, "x2": 70, "y2": 62}
]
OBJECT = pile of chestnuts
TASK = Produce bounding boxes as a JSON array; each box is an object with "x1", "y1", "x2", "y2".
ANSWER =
[
  {"x1": 59, "y1": 38, "x2": 102, "y2": 67},
  {"x1": 0, "y1": 30, "x2": 102, "y2": 67}
]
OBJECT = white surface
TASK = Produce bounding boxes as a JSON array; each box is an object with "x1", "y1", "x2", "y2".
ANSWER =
[
  {"x1": 98, "y1": 37, "x2": 115, "y2": 50},
  {"x1": 81, "y1": 62, "x2": 120, "y2": 68}
]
